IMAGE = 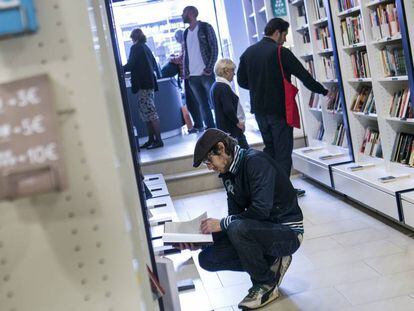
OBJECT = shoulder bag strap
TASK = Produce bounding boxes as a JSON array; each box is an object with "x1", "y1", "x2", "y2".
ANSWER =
[{"x1": 277, "y1": 45, "x2": 286, "y2": 80}]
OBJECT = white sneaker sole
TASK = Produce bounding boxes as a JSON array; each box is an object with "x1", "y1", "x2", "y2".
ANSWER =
[{"x1": 238, "y1": 287, "x2": 280, "y2": 310}]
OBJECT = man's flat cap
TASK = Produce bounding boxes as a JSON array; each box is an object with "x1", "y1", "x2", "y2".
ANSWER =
[{"x1": 193, "y1": 128, "x2": 229, "y2": 167}]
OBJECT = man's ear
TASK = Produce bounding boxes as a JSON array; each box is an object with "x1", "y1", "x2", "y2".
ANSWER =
[{"x1": 217, "y1": 142, "x2": 225, "y2": 154}]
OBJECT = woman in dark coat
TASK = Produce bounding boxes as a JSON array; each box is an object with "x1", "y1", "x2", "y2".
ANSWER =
[{"x1": 123, "y1": 28, "x2": 163, "y2": 149}]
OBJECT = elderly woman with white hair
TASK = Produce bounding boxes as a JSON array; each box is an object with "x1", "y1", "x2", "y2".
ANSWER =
[{"x1": 210, "y1": 59, "x2": 249, "y2": 149}]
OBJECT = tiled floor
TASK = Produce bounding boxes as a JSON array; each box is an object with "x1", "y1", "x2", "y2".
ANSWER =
[{"x1": 171, "y1": 176, "x2": 414, "y2": 311}]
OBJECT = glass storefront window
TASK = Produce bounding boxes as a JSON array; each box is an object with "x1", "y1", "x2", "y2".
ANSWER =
[{"x1": 112, "y1": 0, "x2": 230, "y2": 69}]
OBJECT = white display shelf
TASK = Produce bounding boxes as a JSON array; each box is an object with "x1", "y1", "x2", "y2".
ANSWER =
[
  {"x1": 249, "y1": 12, "x2": 255, "y2": 18},
  {"x1": 309, "y1": 107, "x2": 322, "y2": 112},
  {"x1": 313, "y1": 17, "x2": 328, "y2": 26},
  {"x1": 352, "y1": 111, "x2": 378, "y2": 120},
  {"x1": 366, "y1": 0, "x2": 395, "y2": 8},
  {"x1": 300, "y1": 52, "x2": 314, "y2": 59},
  {"x1": 322, "y1": 79, "x2": 339, "y2": 84},
  {"x1": 296, "y1": 24, "x2": 309, "y2": 32},
  {"x1": 348, "y1": 78, "x2": 372, "y2": 83},
  {"x1": 371, "y1": 34, "x2": 402, "y2": 46},
  {"x1": 385, "y1": 117, "x2": 414, "y2": 124},
  {"x1": 258, "y1": 5, "x2": 266, "y2": 13},
  {"x1": 377, "y1": 76, "x2": 409, "y2": 82},
  {"x1": 294, "y1": 145, "x2": 352, "y2": 168},
  {"x1": 401, "y1": 197, "x2": 414, "y2": 229},
  {"x1": 291, "y1": 0, "x2": 304, "y2": 6},
  {"x1": 342, "y1": 42, "x2": 366, "y2": 51},
  {"x1": 318, "y1": 48, "x2": 334, "y2": 55},
  {"x1": 337, "y1": 6, "x2": 361, "y2": 17},
  {"x1": 332, "y1": 160, "x2": 414, "y2": 197}
]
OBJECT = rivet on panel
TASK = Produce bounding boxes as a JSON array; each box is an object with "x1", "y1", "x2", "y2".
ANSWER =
[
  {"x1": 105, "y1": 291, "x2": 112, "y2": 298},
  {"x1": 90, "y1": 208, "x2": 96, "y2": 215},
  {"x1": 9, "y1": 308, "x2": 17, "y2": 311},
  {"x1": 65, "y1": 72, "x2": 70, "y2": 78},
  {"x1": 80, "y1": 158, "x2": 86, "y2": 164},
  {"x1": 38, "y1": 42, "x2": 44, "y2": 47},
  {"x1": 74, "y1": 245, "x2": 81, "y2": 252},
  {"x1": 6, "y1": 291, "x2": 14, "y2": 298},
  {"x1": 99, "y1": 258, "x2": 105, "y2": 265},
  {"x1": 56, "y1": 21, "x2": 62, "y2": 26},
  {"x1": 84, "y1": 175, "x2": 90, "y2": 181},
  {"x1": 102, "y1": 274, "x2": 108, "y2": 281},
  {"x1": 53, "y1": 3, "x2": 59, "y2": 9},
  {"x1": 3, "y1": 274, "x2": 10, "y2": 282},
  {"x1": 62, "y1": 55, "x2": 68, "y2": 62},
  {"x1": 108, "y1": 308, "x2": 114, "y2": 311},
  {"x1": 0, "y1": 241, "x2": 3, "y2": 248},
  {"x1": 96, "y1": 242, "x2": 102, "y2": 248},
  {"x1": 81, "y1": 278, "x2": 87, "y2": 285},
  {"x1": 65, "y1": 195, "x2": 71, "y2": 202},
  {"x1": 0, "y1": 258, "x2": 7, "y2": 265},
  {"x1": 87, "y1": 192, "x2": 93, "y2": 199},
  {"x1": 84, "y1": 295, "x2": 90, "y2": 302},
  {"x1": 59, "y1": 38, "x2": 65, "y2": 44},
  {"x1": 71, "y1": 229, "x2": 78, "y2": 235},
  {"x1": 77, "y1": 262, "x2": 84, "y2": 269},
  {"x1": 40, "y1": 59, "x2": 47, "y2": 65},
  {"x1": 78, "y1": 141, "x2": 83, "y2": 147},
  {"x1": 93, "y1": 225, "x2": 99, "y2": 231},
  {"x1": 68, "y1": 212, "x2": 75, "y2": 218}
]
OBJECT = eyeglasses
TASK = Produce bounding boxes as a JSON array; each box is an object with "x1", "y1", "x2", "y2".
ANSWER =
[{"x1": 202, "y1": 150, "x2": 215, "y2": 165}]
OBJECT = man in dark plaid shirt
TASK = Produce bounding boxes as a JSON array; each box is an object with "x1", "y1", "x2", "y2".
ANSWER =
[{"x1": 182, "y1": 6, "x2": 219, "y2": 132}]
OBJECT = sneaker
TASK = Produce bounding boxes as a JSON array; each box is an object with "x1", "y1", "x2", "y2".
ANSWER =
[
  {"x1": 188, "y1": 127, "x2": 204, "y2": 134},
  {"x1": 295, "y1": 188, "x2": 306, "y2": 197},
  {"x1": 270, "y1": 255, "x2": 292, "y2": 286},
  {"x1": 139, "y1": 141, "x2": 153, "y2": 149},
  {"x1": 238, "y1": 284, "x2": 279, "y2": 310}
]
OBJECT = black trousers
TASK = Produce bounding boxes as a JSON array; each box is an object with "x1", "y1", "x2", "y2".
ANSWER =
[
  {"x1": 198, "y1": 219, "x2": 301, "y2": 285},
  {"x1": 254, "y1": 114, "x2": 293, "y2": 177}
]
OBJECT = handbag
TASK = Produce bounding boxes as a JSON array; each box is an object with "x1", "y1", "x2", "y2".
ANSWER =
[{"x1": 277, "y1": 45, "x2": 301, "y2": 129}]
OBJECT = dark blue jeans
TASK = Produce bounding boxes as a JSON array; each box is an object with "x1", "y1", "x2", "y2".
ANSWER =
[
  {"x1": 255, "y1": 114, "x2": 293, "y2": 177},
  {"x1": 198, "y1": 219, "x2": 301, "y2": 285},
  {"x1": 188, "y1": 75, "x2": 216, "y2": 129},
  {"x1": 184, "y1": 79, "x2": 203, "y2": 129}
]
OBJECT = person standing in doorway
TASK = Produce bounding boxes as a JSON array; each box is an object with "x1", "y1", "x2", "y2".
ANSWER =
[
  {"x1": 182, "y1": 5, "x2": 218, "y2": 131},
  {"x1": 237, "y1": 18, "x2": 329, "y2": 196},
  {"x1": 123, "y1": 28, "x2": 163, "y2": 149}
]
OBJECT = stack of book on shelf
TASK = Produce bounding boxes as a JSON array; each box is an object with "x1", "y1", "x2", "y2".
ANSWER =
[
  {"x1": 309, "y1": 92, "x2": 321, "y2": 109},
  {"x1": 369, "y1": 3, "x2": 400, "y2": 40},
  {"x1": 332, "y1": 123, "x2": 346, "y2": 146},
  {"x1": 340, "y1": 15, "x2": 364, "y2": 45},
  {"x1": 351, "y1": 87, "x2": 376, "y2": 114},
  {"x1": 305, "y1": 59, "x2": 316, "y2": 78},
  {"x1": 314, "y1": 0, "x2": 326, "y2": 20},
  {"x1": 302, "y1": 30, "x2": 311, "y2": 51},
  {"x1": 315, "y1": 26, "x2": 331, "y2": 50},
  {"x1": 296, "y1": 3, "x2": 307, "y2": 26},
  {"x1": 389, "y1": 88, "x2": 412, "y2": 119},
  {"x1": 350, "y1": 50, "x2": 371, "y2": 78},
  {"x1": 360, "y1": 128, "x2": 382, "y2": 158},
  {"x1": 338, "y1": 0, "x2": 359, "y2": 12},
  {"x1": 326, "y1": 87, "x2": 341, "y2": 112},
  {"x1": 317, "y1": 121, "x2": 325, "y2": 140},
  {"x1": 322, "y1": 56, "x2": 336, "y2": 80},
  {"x1": 380, "y1": 46, "x2": 407, "y2": 77},
  {"x1": 391, "y1": 133, "x2": 414, "y2": 167}
]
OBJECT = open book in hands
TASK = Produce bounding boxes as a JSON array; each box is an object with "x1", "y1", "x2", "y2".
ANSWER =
[{"x1": 162, "y1": 212, "x2": 214, "y2": 245}]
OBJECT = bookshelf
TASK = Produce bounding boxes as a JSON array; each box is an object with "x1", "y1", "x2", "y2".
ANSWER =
[
  {"x1": 289, "y1": 0, "x2": 353, "y2": 187},
  {"x1": 327, "y1": 0, "x2": 414, "y2": 227},
  {"x1": 242, "y1": 0, "x2": 272, "y2": 44}
]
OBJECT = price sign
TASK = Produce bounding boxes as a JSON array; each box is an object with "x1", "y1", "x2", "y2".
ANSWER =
[{"x1": 0, "y1": 74, "x2": 66, "y2": 199}]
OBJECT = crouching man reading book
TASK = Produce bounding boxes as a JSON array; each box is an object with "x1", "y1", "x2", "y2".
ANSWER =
[{"x1": 190, "y1": 129, "x2": 304, "y2": 310}]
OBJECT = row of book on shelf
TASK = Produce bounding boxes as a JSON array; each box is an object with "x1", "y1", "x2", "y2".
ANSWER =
[
  {"x1": 351, "y1": 50, "x2": 371, "y2": 78},
  {"x1": 295, "y1": 2, "x2": 307, "y2": 26},
  {"x1": 308, "y1": 87, "x2": 341, "y2": 112},
  {"x1": 351, "y1": 86, "x2": 376, "y2": 115},
  {"x1": 369, "y1": 3, "x2": 400, "y2": 41},
  {"x1": 338, "y1": 0, "x2": 359, "y2": 12},
  {"x1": 390, "y1": 88, "x2": 412, "y2": 119},
  {"x1": 323, "y1": 55, "x2": 336, "y2": 80},
  {"x1": 340, "y1": 15, "x2": 364, "y2": 46},
  {"x1": 380, "y1": 46, "x2": 407, "y2": 77},
  {"x1": 315, "y1": 26, "x2": 331, "y2": 50},
  {"x1": 333, "y1": 123, "x2": 346, "y2": 146},
  {"x1": 360, "y1": 128, "x2": 382, "y2": 158},
  {"x1": 392, "y1": 133, "x2": 414, "y2": 167}
]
